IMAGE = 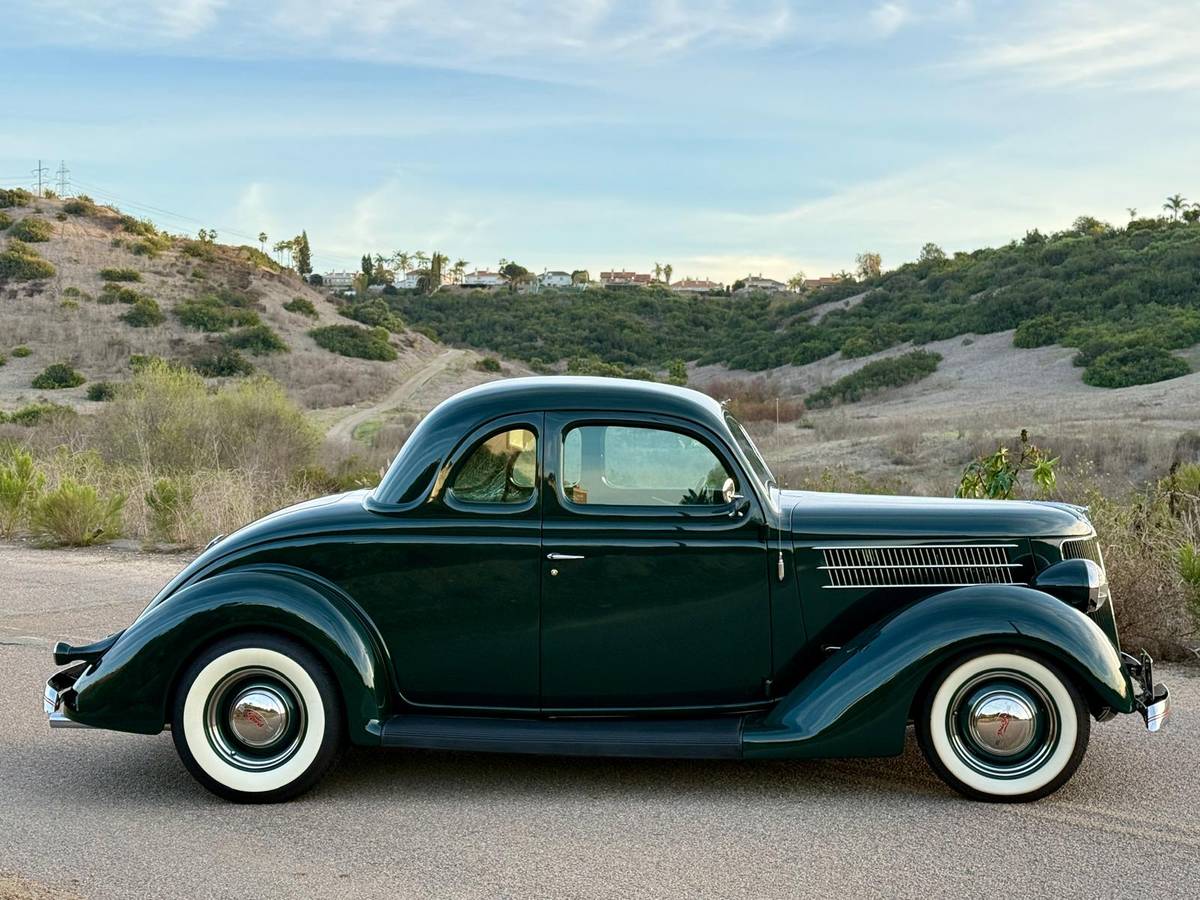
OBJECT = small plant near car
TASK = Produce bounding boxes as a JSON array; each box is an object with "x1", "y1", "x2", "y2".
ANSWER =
[
  {"x1": 283, "y1": 296, "x2": 318, "y2": 318},
  {"x1": 100, "y1": 267, "x2": 142, "y2": 282},
  {"x1": 120, "y1": 297, "x2": 165, "y2": 327},
  {"x1": 0, "y1": 240, "x2": 56, "y2": 281},
  {"x1": 309, "y1": 324, "x2": 397, "y2": 361},
  {"x1": 222, "y1": 324, "x2": 288, "y2": 355},
  {"x1": 8, "y1": 216, "x2": 53, "y2": 242},
  {"x1": 86, "y1": 382, "x2": 117, "y2": 401},
  {"x1": 0, "y1": 449, "x2": 45, "y2": 537},
  {"x1": 956, "y1": 429, "x2": 1058, "y2": 499},
  {"x1": 31, "y1": 363, "x2": 85, "y2": 390},
  {"x1": 31, "y1": 478, "x2": 125, "y2": 546},
  {"x1": 1179, "y1": 543, "x2": 1200, "y2": 632},
  {"x1": 474, "y1": 356, "x2": 502, "y2": 373},
  {"x1": 145, "y1": 477, "x2": 196, "y2": 544}
]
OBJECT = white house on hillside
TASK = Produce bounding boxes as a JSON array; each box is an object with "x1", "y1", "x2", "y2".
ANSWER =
[
  {"x1": 322, "y1": 271, "x2": 356, "y2": 290},
  {"x1": 670, "y1": 278, "x2": 724, "y2": 294},
  {"x1": 735, "y1": 274, "x2": 788, "y2": 294},
  {"x1": 538, "y1": 270, "x2": 573, "y2": 288},
  {"x1": 461, "y1": 270, "x2": 508, "y2": 288}
]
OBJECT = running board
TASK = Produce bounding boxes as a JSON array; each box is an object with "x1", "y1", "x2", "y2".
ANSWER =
[{"x1": 381, "y1": 715, "x2": 745, "y2": 759}]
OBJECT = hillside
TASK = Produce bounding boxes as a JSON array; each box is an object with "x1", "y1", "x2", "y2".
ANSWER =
[
  {"x1": 0, "y1": 191, "x2": 475, "y2": 415},
  {"x1": 394, "y1": 217, "x2": 1200, "y2": 391}
]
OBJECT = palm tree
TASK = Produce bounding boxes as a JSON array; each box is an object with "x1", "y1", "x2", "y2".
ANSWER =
[
  {"x1": 392, "y1": 251, "x2": 412, "y2": 276},
  {"x1": 1163, "y1": 194, "x2": 1188, "y2": 221},
  {"x1": 258, "y1": 232, "x2": 268, "y2": 253},
  {"x1": 662, "y1": 263, "x2": 673, "y2": 285},
  {"x1": 453, "y1": 259, "x2": 468, "y2": 282},
  {"x1": 653, "y1": 262, "x2": 663, "y2": 282},
  {"x1": 1126, "y1": 208, "x2": 1137, "y2": 221},
  {"x1": 787, "y1": 272, "x2": 807, "y2": 292},
  {"x1": 413, "y1": 250, "x2": 429, "y2": 270}
]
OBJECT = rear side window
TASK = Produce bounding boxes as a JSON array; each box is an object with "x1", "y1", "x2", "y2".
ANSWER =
[
  {"x1": 449, "y1": 428, "x2": 537, "y2": 504},
  {"x1": 562, "y1": 424, "x2": 731, "y2": 507}
]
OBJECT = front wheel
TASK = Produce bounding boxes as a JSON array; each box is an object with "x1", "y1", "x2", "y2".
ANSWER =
[
  {"x1": 172, "y1": 633, "x2": 344, "y2": 803},
  {"x1": 917, "y1": 651, "x2": 1089, "y2": 802}
]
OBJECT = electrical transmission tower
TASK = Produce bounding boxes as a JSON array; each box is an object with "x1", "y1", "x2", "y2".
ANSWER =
[
  {"x1": 32, "y1": 160, "x2": 49, "y2": 197},
  {"x1": 56, "y1": 160, "x2": 70, "y2": 196}
]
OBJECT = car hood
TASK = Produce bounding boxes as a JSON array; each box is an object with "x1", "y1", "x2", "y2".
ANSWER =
[
  {"x1": 781, "y1": 490, "x2": 1092, "y2": 541},
  {"x1": 140, "y1": 489, "x2": 376, "y2": 615}
]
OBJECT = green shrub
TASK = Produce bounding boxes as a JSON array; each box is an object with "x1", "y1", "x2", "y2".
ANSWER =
[
  {"x1": 120, "y1": 297, "x2": 165, "y2": 327},
  {"x1": 86, "y1": 382, "x2": 117, "y2": 401},
  {"x1": 119, "y1": 215, "x2": 158, "y2": 238},
  {"x1": 0, "y1": 402, "x2": 72, "y2": 426},
  {"x1": 129, "y1": 354, "x2": 166, "y2": 372},
  {"x1": 100, "y1": 267, "x2": 141, "y2": 282},
  {"x1": 474, "y1": 356, "x2": 502, "y2": 373},
  {"x1": 31, "y1": 363, "x2": 85, "y2": 390},
  {"x1": 340, "y1": 297, "x2": 404, "y2": 332},
  {"x1": 192, "y1": 349, "x2": 254, "y2": 377},
  {"x1": 63, "y1": 197, "x2": 96, "y2": 216},
  {"x1": 31, "y1": 478, "x2": 125, "y2": 546},
  {"x1": 0, "y1": 354, "x2": 5, "y2": 367},
  {"x1": 807, "y1": 350, "x2": 942, "y2": 408},
  {"x1": 284, "y1": 296, "x2": 318, "y2": 318},
  {"x1": 0, "y1": 188, "x2": 33, "y2": 208},
  {"x1": 1083, "y1": 346, "x2": 1190, "y2": 388},
  {"x1": 239, "y1": 246, "x2": 280, "y2": 271},
  {"x1": 957, "y1": 429, "x2": 1059, "y2": 499},
  {"x1": 222, "y1": 324, "x2": 288, "y2": 355},
  {"x1": 0, "y1": 211, "x2": 11, "y2": 230},
  {"x1": 175, "y1": 289, "x2": 261, "y2": 332},
  {"x1": 309, "y1": 324, "x2": 397, "y2": 361},
  {"x1": 0, "y1": 449, "x2": 44, "y2": 536},
  {"x1": 98, "y1": 283, "x2": 144, "y2": 305},
  {"x1": 0, "y1": 241, "x2": 56, "y2": 281},
  {"x1": 8, "y1": 217, "x2": 53, "y2": 242},
  {"x1": 12, "y1": 346, "x2": 31, "y2": 358},
  {"x1": 145, "y1": 477, "x2": 195, "y2": 543}
]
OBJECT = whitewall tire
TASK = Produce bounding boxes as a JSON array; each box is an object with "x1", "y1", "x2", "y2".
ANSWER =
[
  {"x1": 172, "y1": 633, "x2": 344, "y2": 803},
  {"x1": 917, "y1": 651, "x2": 1089, "y2": 802}
]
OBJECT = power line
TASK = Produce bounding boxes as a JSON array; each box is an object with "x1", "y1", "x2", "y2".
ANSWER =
[
  {"x1": 55, "y1": 160, "x2": 70, "y2": 196},
  {"x1": 32, "y1": 160, "x2": 49, "y2": 198}
]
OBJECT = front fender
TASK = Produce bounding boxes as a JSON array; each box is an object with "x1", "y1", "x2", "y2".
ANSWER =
[
  {"x1": 68, "y1": 566, "x2": 393, "y2": 745},
  {"x1": 742, "y1": 585, "x2": 1133, "y2": 760}
]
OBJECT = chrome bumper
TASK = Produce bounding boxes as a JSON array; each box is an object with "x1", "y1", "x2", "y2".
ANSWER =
[
  {"x1": 1123, "y1": 651, "x2": 1170, "y2": 733},
  {"x1": 44, "y1": 662, "x2": 90, "y2": 729}
]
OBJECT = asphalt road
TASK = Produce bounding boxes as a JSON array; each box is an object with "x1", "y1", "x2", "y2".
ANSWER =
[{"x1": 2, "y1": 543, "x2": 1198, "y2": 899}]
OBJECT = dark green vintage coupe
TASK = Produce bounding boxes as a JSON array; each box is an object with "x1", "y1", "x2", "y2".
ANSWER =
[{"x1": 46, "y1": 377, "x2": 1168, "y2": 802}]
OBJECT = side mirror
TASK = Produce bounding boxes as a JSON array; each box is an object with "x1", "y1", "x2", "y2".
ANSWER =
[{"x1": 721, "y1": 477, "x2": 737, "y2": 504}]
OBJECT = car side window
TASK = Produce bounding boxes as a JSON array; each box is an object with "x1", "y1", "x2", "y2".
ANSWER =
[
  {"x1": 449, "y1": 428, "x2": 537, "y2": 504},
  {"x1": 562, "y1": 424, "x2": 732, "y2": 507}
]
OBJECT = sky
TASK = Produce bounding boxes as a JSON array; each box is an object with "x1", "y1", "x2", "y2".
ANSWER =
[{"x1": 2, "y1": 1, "x2": 1198, "y2": 282}]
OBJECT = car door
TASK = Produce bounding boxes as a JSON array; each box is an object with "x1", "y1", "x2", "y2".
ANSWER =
[{"x1": 539, "y1": 412, "x2": 772, "y2": 712}]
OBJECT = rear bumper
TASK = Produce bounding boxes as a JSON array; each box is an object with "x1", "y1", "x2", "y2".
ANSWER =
[
  {"x1": 44, "y1": 661, "x2": 90, "y2": 729},
  {"x1": 1123, "y1": 651, "x2": 1170, "y2": 733}
]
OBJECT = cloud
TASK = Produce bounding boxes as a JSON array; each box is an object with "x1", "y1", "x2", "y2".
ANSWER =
[{"x1": 869, "y1": 2, "x2": 910, "y2": 37}]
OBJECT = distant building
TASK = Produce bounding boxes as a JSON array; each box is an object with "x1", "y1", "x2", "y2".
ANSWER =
[
  {"x1": 396, "y1": 269, "x2": 458, "y2": 290},
  {"x1": 461, "y1": 270, "x2": 508, "y2": 288},
  {"x1": 670, "y1": 278, "x2": 724, "y2": 294},
  {"x1": 735, "y1": 274, "x2": 788, "y2": 294},
  {"x1": 802, "y1": 276, "x2": 843, "y2": 291},
  {"x1": 322, "y1": 271, "x2": 356, "y2": 290},
  {"x1": 538, "y1": 270, "x2": 574, "y2": 289},
  {"x1": 600, "y1": 270, "x2": 653, "y2": 287}
]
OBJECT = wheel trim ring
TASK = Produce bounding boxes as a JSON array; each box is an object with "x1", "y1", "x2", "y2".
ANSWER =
[
  {"x1": 203, "y1": 666, "x2": 308, "y2": 772},
  {"x1": 946, "y1": 670, "x2": 1059, "y2": 780}
]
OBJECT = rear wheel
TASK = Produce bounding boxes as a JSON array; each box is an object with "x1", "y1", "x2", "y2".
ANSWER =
[
  {"x1": 917, "y1": 651, "x2": 1089, "y2": 802},
  {"x1": 171, "y1": 633, "x2": 344, "y2": 803}
]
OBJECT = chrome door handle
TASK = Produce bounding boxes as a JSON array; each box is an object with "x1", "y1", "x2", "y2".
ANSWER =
[{"x1": 546, "y1": 553, "x2": 585, "y2": 561}]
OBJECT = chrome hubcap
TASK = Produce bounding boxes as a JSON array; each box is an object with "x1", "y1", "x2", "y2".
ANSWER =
[
  {"x1": 203, "y1": 667, "x2": 305, "y2": 771},
  {"x1": 948, "y1": 670, "x2": 1058, "y2": 779},
  {"x1": 228, "y1": 686, "x2": 290, "y2": 748}
]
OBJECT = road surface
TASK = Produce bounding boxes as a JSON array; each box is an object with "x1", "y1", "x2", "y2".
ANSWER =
[{"x1": 1, "y1": 544, "x2": 1197, "y2": 899}]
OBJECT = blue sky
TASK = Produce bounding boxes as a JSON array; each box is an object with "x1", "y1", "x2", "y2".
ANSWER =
[{"x1": 2, "y1": 1, "x2": 1197, "y2": 281}]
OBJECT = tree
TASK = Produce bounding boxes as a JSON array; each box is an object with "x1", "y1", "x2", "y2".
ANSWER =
[
  {"x1": 1071, "y1": 215, "x2": 1111, "y2": 236},
  {"x1": 787, "y1": 272, "x2": 807, "y2": 292},
  {"x1": 499, "y1": 261, "x2": 530, "y2": 292},
  {"x1": 295, "y1": 230, "x2": 312, "y2": 276},
  {"x1": 425, "y1": 251, "x2": 449, "y2": 294},
  {"x1": 258, "y1": 232, "x2": 268, "y2": 253},
  {"x1": 1164, "y1": 194, "x2": 1188, "y2": 221},
  {"x1": 1184, "y1": 208, "x2": 1200, "y2": 224},
  {"x1": 413, "y1": 250, "x2": 429, "y2": 270},
  {"x1": 653, "y1": 262, "x2": 663, "y2": 282},
  {"x1": 361, "y1": 254, "x2": 373, "y2": 279},
  {"x1": 392, "y1": 250, "x2": 412, "y2": 274},
  {"x1": 571, "y1": 269, "x2": 590, "y2": 285},
  {"x1": 453, "y1": 259, "x2": 468, "y2": 280},
  {"x1": 1126, "y1": 208, "x2": 1138, "y2": 220},
  {"x1": 855, "y1": 251, "x2": 882, "y2": 280},
  {"x1": 917, "y1": 243, "x2": 946, "y2": 266},
  {"x1": 663, "y1": 263, "x2": 673, "y2": 285}
]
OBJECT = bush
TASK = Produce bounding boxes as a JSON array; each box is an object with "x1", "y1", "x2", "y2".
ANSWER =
[
  {"x1": 31, "y1": 363, "x2": 85, "y2": 390},
  {"x1": 0, "y1": 354, "x2": 5, "y2": 367},
  {"x1": 120, "y1": 297, "x2": 165, "y2": 327},
  {"x1": 192, "y1": 349, "x2": 254, "y2": 377},
  {"x1": 222, "y1": 324, "x2": 288, "y2": 355},
  {"x1": 100, "y1": 267, "x2": 142, "y2": 282},
  {"x1": 8, "y1": 217, "x2": 53, "y2": 242},
  {"x1": 175, "y1": 289, "x2": 261, "y2": 332},
  {"x1": 807, "y1": 350, "x2": 942, "y2": 408},
  {"x1": 0, "y1": 211, "x2": 11, "y2": 230},
  {"x1": 86, "y1": 382, "x2": 117, "y2": 401},
  {"x1": 0, "y1": 402, "x2": 73, "y2": 426},
  {"x1": 284, "y1": 296, "x2": 318, "y2": 318},
  {"x1": 309, "y1": 324, "x2": 397, "y2": 361},
  {"x1": 340, "y1": 297, "x2": 404, "y2": 332},
  {"x1": 0, "y1": 188, "x2": 33, "y2": 208},
  {"x1": 63, "y1": 197, "x2": 96, "y2": 216},
  {"x1": 1083, "y1": 347, "x2": 1190, "y2": 388},
  {"x1": 12, "y1": 346, "x2": 31, "y2": 357},
  {"x1": 144, "y1": 477, "x2": 195, "y2": 543},
  {"x1": 31, "y1": 478, "x2": 125, "y2": 546},
  {"x1": 98, "y1": 283, "x2": 144, "y2": 305},
  {"x1": 474, "y1": 356, "x2": 502, "y2": 372},
  {"x1": 0, "y1": 449, "x2": 44, "y2": 536},
  {"x1": 0, "y1": 241, "x2": 56, "y2": 281}
]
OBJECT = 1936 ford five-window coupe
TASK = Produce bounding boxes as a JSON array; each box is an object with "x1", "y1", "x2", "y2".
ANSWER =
[{"x1": 45, "y1": 377, "x2": 1169, "y2": 803}]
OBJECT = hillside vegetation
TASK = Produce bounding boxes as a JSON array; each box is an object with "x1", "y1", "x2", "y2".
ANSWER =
[{"x1": 395, "y1": 216, "x2": 1200, "y2": 389}]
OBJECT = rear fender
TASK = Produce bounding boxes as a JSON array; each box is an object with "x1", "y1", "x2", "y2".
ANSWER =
[
  {"x1": 742, "y1": 585, "x2": 1133, "y2": 759},
  {"x1": 67, "y1": 566, "x2": 392, "y2": 745}
]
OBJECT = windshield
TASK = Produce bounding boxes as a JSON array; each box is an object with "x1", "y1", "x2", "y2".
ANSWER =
[{"x1": 724, "y1": 412, "x2": 775, "y2": 488}]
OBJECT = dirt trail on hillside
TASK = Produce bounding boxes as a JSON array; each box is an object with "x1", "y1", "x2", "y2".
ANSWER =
[{"x1": 326, "y1": 348, "x2": 470, "y2": 443}]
